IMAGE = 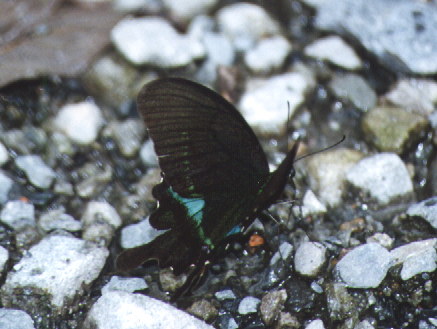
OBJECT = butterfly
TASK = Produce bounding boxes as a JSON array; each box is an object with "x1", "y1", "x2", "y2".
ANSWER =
[{"x1": 116, "y1": 78, "x2": 300, "y2": 299}]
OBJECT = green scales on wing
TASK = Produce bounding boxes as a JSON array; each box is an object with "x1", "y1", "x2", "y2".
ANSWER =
[{"x1": 116, "y1": 78, "x2": 300, "y2": 297}]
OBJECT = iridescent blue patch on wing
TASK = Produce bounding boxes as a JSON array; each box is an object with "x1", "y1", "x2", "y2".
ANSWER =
[{"x1": 225, "y1": 225, "x2": 241, "y2": 237}]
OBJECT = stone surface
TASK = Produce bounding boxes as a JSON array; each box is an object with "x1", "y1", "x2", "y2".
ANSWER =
[
  {"x1": 0, "y1": 245, "x2": 9, "y2": 273},
  {"x1": 120, "y1": 217, "x2": 166, "y2": 249},
  {"x1": 244, "y1": 36, "x2": 292, "y2": 74},
  {"x1": 239, "y1": 71, "x2": 315, "y2": 135},
  {"x1": 15, "y1": 155, "x2": 56, "y2": 189},
  {"x1": 1, "y1": 235, "x2": 109, "y2": 314},
  {"x1": 216, "y1": 3, "x2": 280, "y2": 52},
  {"x1": 305, "y1": 148, "x2": 364, "y2": 207},
  {"x1": 313, "y1": 0, "x2": 437, "y2": 75},
  {"x1": 362, "y1": 106, "x2": 429, "y2": 154},
  {"x1": 101, "y1": 276, "x2": 148, "y2": 295},
  {"x1": 0, "y1": 142, "x2": 8, "y2": 166},
  {"x1": 270, "y1": 241, "x2": 293, "y2": 265},
  {"x1": 0, "y1": 171, "x2": 13, "y2": 205},
  {"x1": 83, "y1": 291, "x2": 214, "y2": 329},
  {"x1": 304, "y1": 35, "x2": 362, "y2": 70},
  {"x1": 407, "y1": 197, "x2": 437, "y2": 229},
  {"x1": 329, "y1": 73, "x2": 377, "y2": 111},
  {"x1": 305, "y1": 319, "x2": 325, "y2": 329},
  {"x1": 0, "y1": 200, "x2": 35, "y2": 230},
  {"x1": 214, "y1": 289, "x2": 236, "y2": 300},
  {"x1": 38, "y1": 208, "x2": 82, "y2": 232},
  {"x1": 0, "y1": 308, "x2": 35, "y2": 329},
  {"x1": 140, "y1": 139, "x2": 159, "y2": 167},
  {"x1": 238, "y1": 296, "x2": 261, "y2": 315},
  {"x1": 298, "y1": 190, "x2": 327, "y2": 217},
  {"x1": 345, "y1": 153, "x2": 414, "y2": 206},
  {"x1": 103, "y1": 119, "x2": 146, "y2": 157},
  {"x1": 186, "y1": 299, "x2": 218, "y2": 322},
  {"x1": 54, "y1": 101, "x2": 104, "y2": 145},
  {"x1": 294, "y1": 242, "x2": 326, "y2": 277},
  {"x1": 260, "y1": 289, "x2": 287, "y2": 326},
  {"x1": 337, "y1": 243, "x2": 392, "y2": 288},
  {"x1": 162, "y1": 0, "x2": 217, "y2": 23},
  {"x1": 111, "y1": 17, "x2": 205, "y2": 67}
]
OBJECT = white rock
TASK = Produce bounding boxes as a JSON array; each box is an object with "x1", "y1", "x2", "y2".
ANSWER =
[
  {"x1": 120, "y1": 217, "x2": 166, "y2": 249},
  {"x1": 337, "y1": 243, "x2": 392, "y2": 288},
  {"x1": 102, "y1": 276, "x2": 148, "y2": 295},
  {"x1": 15, "y1": 155, "x2": 56, "y2": 189},
  {"x1": 270, "y1": 241, "x2": 293, "y2": 265},
  {"x1": 0, "y1": 142, "x2": 8, "y2": 166},
  {"x1": 345, "y1": 153, "x2": 413, "y2": 205},
  {"x1": 162, "y1": 0, "x2": 217, "y2": 23},
  {"x1": 304, "y1": 35, "x2": 362, "y2": 70},
  {"x1": 245, "y1": 36, "x2": 292, "y2": 74},
  {"x1": 111, "y1": 17, "x2": 205, "y2": 67},
  {"x1": 0, "y1": 200, "x2": 35, "y2": 230},
  {"x1": 38, "y1": 208, "x2": 82, "y2": 232},
  {"x1": 407, "y1": 197, "x2": 437, "y2": 229},
  {"x1": 294, "y1": 242, "x2": 326, "y2": 277},
  {"x1": 0, "y1": 171, "x2": 13, "y2": 205},
  {"x1": 239, "y1": 72, "x2": 315, "y2": 135},
  {"x1": 0, "y1": 246, "x2": 9, "y2": 273},
  {"x1": 215, "y1": 289, "x2": 236, "y2": 300},
  {"x1": 54, "y1": 101, "x2": 104, "y2": 145},
  {"x1": 114, "y1": 0, "x2": 162, "y2": 13},
  {"x1": 299, "y1": 190, "x2": 327, "y2": 217},
  {"x1": 1, "y1": 235, "x2": 108, "y2": 312},
  {"x1": 217, "y1": 3, "x2": 280, "y2": 52},
  {"x1": 238, "y1": 296, "x2": 260, "y2": 315},
  {"x1": 81, "y1": 201, "x2": 122, "y2": 229},
  {"x1": 0, "y1": 309, "x2": 35, "y2": 329},
  {"x1": 83, "y1": 291, "x2": 214, "y2": 329},
  {"x1": 366, "y1": 233, "x2": 394, "y2": 249},
  {"x1": 140, "y1": 139, "x2": 159, "y2": 167},
  {"x1": 305, "y1": 319, "x2": 325, "y2": 329}
]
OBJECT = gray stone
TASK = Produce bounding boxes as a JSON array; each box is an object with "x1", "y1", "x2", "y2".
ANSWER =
[
  {"x1": 295, "y1": 242, "x2": 326, "y2": 277},
  {"x1": 216, "y1": 3, "x2": 280, "y2": 52},
  {"x1": 2, "y1": 126, "x2": 47, "y2": 155},
  {"x1": 362, "y1": 106, "x2": 429, "y2": 154},
  {"x1": 38, "y1": 208, "x2": 82, "y2": 232},
  {"x1": 390, "y1": 239, "x2": 437, "y2": 280},
  {"x1": 83, "y1": 291, "x2": 214, "y2": 329},
  {"x1": 345, "y1": 153, "x2": 414, "y2": 206},
  {"x1": 0, "y1": 309, "x2": 35, "y2": 329},
  {"x1": 1, "y1": 235, "x2": 108, "y2": 314},
  {"x1": 0, "y1": 142, "x2": 8, "y2": 166},
  {"x1": 15, "y1": 155, "x2": 56, "y2": 189},
  {"x1": 102, "y1": 276, "x2": 148, "y2": 295},
  {"x1": 54, "y1": 101, "x2": 104, "y2": 145},
  {"x1": 0, "y1": 200, "x2": 35, "y2": 230},
  {"x1": 239, "y1": 71, "x2": 315, "y2": 135},
  {"x1": 238, "y1": 296, "x2": 260, "y2": 315},
  {"x1": 260, "y1": 290, "x2": 287, "y2": 326},
  {"x1": 385, "y1": 78, "x2": 437, "y2": 115},
  {"x1": 111, "y1": 17, "x2": 205, "y2": 67},
  {"x1": 270, "y1": 241, "x2": 293, "y2": 265},
  {"x1": 298, "y1": 190, "x2": 327, "y2": 217},
  {"x1": 244, "y1": 36, "x2": 292, "y2": 74},
  {"x1": 314, "y1": 0, "x2": 437, "y2": 75},
  {"x1": 120, "y1": 217, "x2": 166, "y2": 249},
  {"x1": 0, "y1": 245, "x2": 9, "y2": 273},
  {"x1": 304, "y1": 35, "x2": 362, "y2": 70},
  {"x1": 114, "y1": 0, "x2": 162, "y2": 13},
  {"x1": 103, "y1": 119, "x2": 146, "y2": 157},
  {"x1": 305, "y1": 148, "x2": 364, "y2": 207},
  {"x1": 186, "y1": 299, "x2": 218, "y2": 322},
  {"x1": 0, "y1": 171, "x2": 13, "y2": 205},
  {"x1": 75, "y1": 163, "x2": 113, "y2": 199},
  {"x1": 140, "y1": 139, "x2": 159, "y2": 167},
  {"x1": 407, "y1": 197, "x2": 437, "y2": 229},
  {"x1": 355, "y1": 320, "x2": 376, "y2": 329},
  {"x1": 214, "y1": 289, "x2": 236, "y2": 300},
  {"x1": 329, "y1": 73, "x2": 377, "y2": 111},
  {"x1": 162, "y1": 0, "x2": 218, "y2": 23},
  {"x1": 366, "y1": 233, "x2": 394, "y2": 249},
  {"x1": 337, "y1": 243, "x2": 392, "y2": 288},
  {"x1": 305, "y1": 319, "x2": 325, "y2": 329}
]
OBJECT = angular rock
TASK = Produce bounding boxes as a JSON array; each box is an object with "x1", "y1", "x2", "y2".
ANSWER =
[
  {"x1": 0, "y1": 200, "x2": 35, "y2": 230},
  {"x1": 120, "y1": 217, "x2": 166, "y2": 249},
  {"x1": 15, "y1": 155, "x2": 56, "y2": 189},
  {"x1": 407, "y1": 197, "x2": 437, "y2": 229},
  {"x1": 0, "y1": 308, "x2": 35, "y2": 329},
  {"x1": 238, "y1": 296, "x2": 260, "y2": 315},
  {"x1": 101, "y1": 276, "x2": 148, "y2": 295},
  {"x1": 0, "y1": 171, "x2": 13, "y2": 205},
  {"x1": 295, "y1": 242, "x2": 326, "y2": 277}
]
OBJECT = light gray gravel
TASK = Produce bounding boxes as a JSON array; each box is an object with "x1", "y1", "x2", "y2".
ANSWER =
[
  {"x1": 294, "y1": 242, "x2": 326, "y2": 277},
  {"x1": 101, "y1": 276, "x2": 148, "y2": 295},
  {"x1": 0, "y1": 245, "x2": 9, "y2": 273},
  {"x1": 0, "y1": 200, "x2": 35, "y2": 230},
  {"x1": 15, "y1": 155, "x2": 56, "y2": 189},
  {"x1": 120, "y1": 217, "x2": 166, "y2": 249},
  {"x1": 0, "y1": 308, "x2": 35, "y2": 329},
  {"x1": 0, "y1": 142, "x2": 8, "y2": 166},
  {"x1": 0, "y1": 171, "x2": 13, "y2": 205},
  {"x1": 407, "y1": 197, "x2": 437, "y2": 229},
  {"x1": 238, "y1": 296, "x2": 261, "y2": 315}
]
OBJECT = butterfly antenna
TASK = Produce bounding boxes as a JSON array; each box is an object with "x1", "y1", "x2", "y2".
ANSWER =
[{"x1": 294, "y1": 135, "x2": 346, "y2": 162}]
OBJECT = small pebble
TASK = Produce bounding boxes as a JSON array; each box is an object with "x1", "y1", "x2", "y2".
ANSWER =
[
  {"x1": 337, "y1": 243, "x2": 392, "y2": 288},
  {"x1": 186, "y1": 299, "x2": 218, "y2": 322},
  {"x1": 0, "y1": 246, "x2": 9, "y2": 273},
  {"x1": 101, "y1": 276, "x2": 148, "y2": 295},
  {"x1": 366, "y1": 233, "x2": 394, "y2": 249},
  {"x1": 140, "y1": 139, "x2": 159, "y2": 167},
  {"x1": 295, "y1": 242, "x2": 326, "y2": 277},
  {"x1": 390, "y1": 239, "x2": 437, "y2": 280},
  {"x1": 345, "y1": 153, "x2": 414, "y2": 206},
  {"x1": 83, "y1": 291, "x2": 214, "y2": 329},
  {"x1": 0, "y1": 200, "x2": 35, "y2": 230},
  {"x1": 244, "y1": 36, "x2": 292, "y2": 74},
  {"x1": 54, "y1": 101, "x2": 104, "y2": 145},
  {"x1": 355, "y1": 320, "x2": 375, "y2": 329},
  {"x1": 0, "y1": 309, "x2": 35, "y2": 329},
  {"x1": 238, "y1": 296, "x2": 260, "y2": 315},
  {"x1": 270, "y1": 241, "x2": 293, "y2": 265},
  {"x1": 15, "y1": 155, "x2": 56, "y2": 189},
  {"x1": 407, "y1": 197, "x2": 437, "y2": 229},
  {"x1": 114, "y1": 0, "x2": 162, "y2": 13},
  {"x1": 215, "y1": 289, "x2": 236, "y2": 300},
  {"x1": 298, "y1": 190, "x2": 327, "y2": 217},
  {"x1": 260, "y1": 289, "x2": 287, "y2": 326},
  {"x1": 0, "y1": 171, "x2": 13, "y2": 205},
  {"x1": 111, "y1": 17, "x2": 205, "y2": 67},
  {"x1": 103, "y1": 119, "x2": 146, "y2": 157},
  {"x1": 304, "y1": 35, "x2": 362, "y2": 70},
  {"x1": 216, "y1": 3, "x2": 280, "y2": 52},
  {"x1": 38, "y1": 208, "x2": 82, "y2": 232},
  {"x1": 162, "y1": 0, "x2": 218, "y2": 23},
  {"x1": 120, "y1": 217, "x2": 166, "y2": 249},
  {"x1": 0, "y1": 142, "x2": 8, "y2": 166},
  {"x1": 305, "y1": 319, "x2": 325, "y2": 329},
  {"x1": 1, "y1": 235, "x2": 109, "y2": 313},
  {"x1": 239, "y1": 71, "x2": 315, "y2": 135}
]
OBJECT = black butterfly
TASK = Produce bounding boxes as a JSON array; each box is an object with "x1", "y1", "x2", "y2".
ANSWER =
[{"x1": 116, "y1": 78, "x2": 300, "y2": 299}]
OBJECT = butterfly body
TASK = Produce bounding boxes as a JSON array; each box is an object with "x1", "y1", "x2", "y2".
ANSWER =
[{"x1": 117, "y1": 78, "x2": 299, "y2": 297}]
